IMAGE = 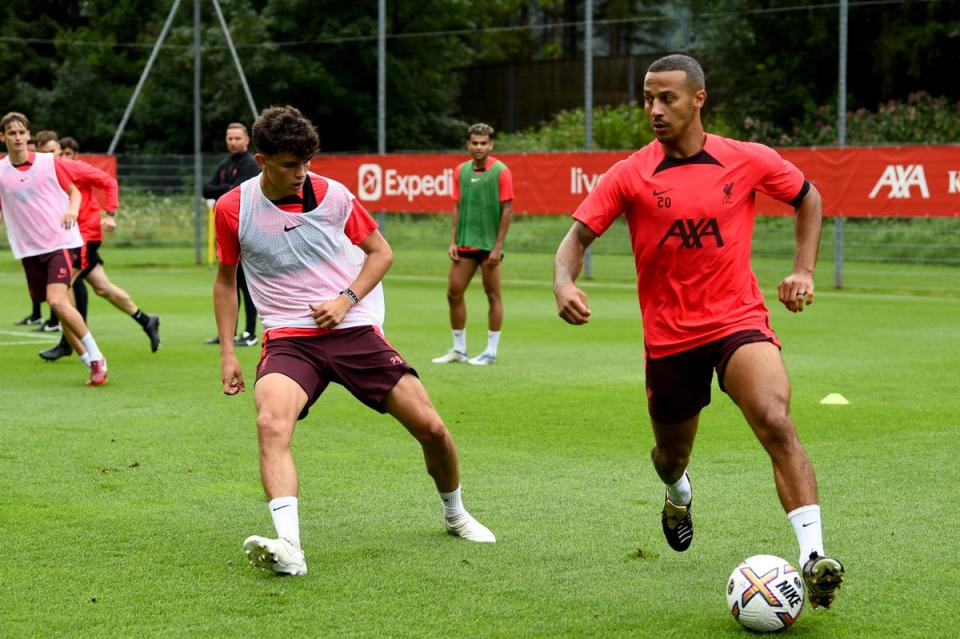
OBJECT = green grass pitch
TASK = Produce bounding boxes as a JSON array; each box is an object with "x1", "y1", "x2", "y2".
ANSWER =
[{"x1": 0, "y1": 247, "x2": 957, "y2": 637}]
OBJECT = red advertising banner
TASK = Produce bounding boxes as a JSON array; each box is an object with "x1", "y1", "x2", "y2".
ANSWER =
[
  {"x1": 310, "y1": 146, "x2": 960, "y2": 217},
  {"x1": 79, "y1": 154, "x2": 118, "y2": 178}
]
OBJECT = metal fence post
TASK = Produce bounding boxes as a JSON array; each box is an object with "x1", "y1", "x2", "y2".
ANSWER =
[
  {"x1": 834, "y1": 0, "x2": 848, "y2": 289},
  {"x1": 583, "y1": 0, "x2": 594, "y2": 279},
  {"x1": 377, "y1": 0, "x2": 387, "y2": 236}
]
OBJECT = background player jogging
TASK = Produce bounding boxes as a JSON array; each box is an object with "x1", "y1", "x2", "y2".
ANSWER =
[
  {"x1": 553, "y1": 54, "x2": 845, "y2": 609},
  {"x1": 432, "y1": 123, "x2": 513, "y2": 366},
  {"x1": 32, "y1": 132, "x2": 160, "y2": 361},
  {"x1": 214, "y1": 106, "x2": 495, "y2": 577}
]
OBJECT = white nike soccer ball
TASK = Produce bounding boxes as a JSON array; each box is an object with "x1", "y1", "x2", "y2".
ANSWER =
[{"x1": 726, "y1": 554, "x2": 805, "y2": 632}]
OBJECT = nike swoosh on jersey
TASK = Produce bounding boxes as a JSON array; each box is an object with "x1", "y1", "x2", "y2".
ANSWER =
[
  {"x1": 652, "y1": 188, "x2": 673, "y2": 196},
  {"x1": 283, "y1": 224, "x2": 302, "y2": 232}
]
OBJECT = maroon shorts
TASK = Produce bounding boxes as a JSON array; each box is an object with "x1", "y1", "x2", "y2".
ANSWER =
[
  {"x1": 255, "y1": 325, "x2": 417, "y2": 420},
  {"x1": 77, "y1": 241, "x2": 104, "y2": 278},
  {"x1": 21, "y1": 248, "x2": 79, "y2": 303},
  {"x1": 644, "y1": 329, "x2": 777, "y2": 424}
]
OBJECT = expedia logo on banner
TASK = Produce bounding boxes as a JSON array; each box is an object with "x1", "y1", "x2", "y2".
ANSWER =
[
  {"x1": 358, "y1": 164, "x2": 383, "y2": 201},
  {"x1": 356, "y1": 164, "x2": 453, "y2": 202}
]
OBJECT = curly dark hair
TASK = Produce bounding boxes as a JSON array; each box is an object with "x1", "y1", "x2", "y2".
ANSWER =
[
  {"x1": 467, "y1": 122, "x2": 495, "y2": 138},
  {"x1": 252, "y1": 106, "x2": 319, "y2": 161}
]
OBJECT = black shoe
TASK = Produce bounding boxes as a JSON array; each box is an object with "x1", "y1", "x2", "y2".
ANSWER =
[
  {"x1": 234, "y1": 331, "x2": 258, "y2": 347},
  {"x1": 34, "y1": 318, "x2": 60, "y2": 332},
  {"x1": 39, "y1": 341, "x2": 73, "y2": 361},
  {"x1": 204, "y1": 336, "x2": 221, "y2": 345},
  {"x1": 143, "y1": 315, "x2": 161, "y2": 352},
  {"x1": 661, "y1": 495, "x2": 693, "y2": 552},
  {"x1": 15, "y1": 314, "x2": 43, "y2": 326},
  {"x1": 802, "y1": 552, "x2": 845, "y2": 609}
]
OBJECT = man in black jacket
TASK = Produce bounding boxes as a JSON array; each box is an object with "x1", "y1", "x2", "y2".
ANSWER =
[{"x1": 204, "y1": 122, "x2": 261, "y2": 346}]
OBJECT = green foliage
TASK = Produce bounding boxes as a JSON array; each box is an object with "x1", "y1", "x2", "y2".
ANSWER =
[
  {"x1": 742, "y1": 92, "x2": 960, "y2": 147},
  {"x1": 495, "y1": 102, "x2": 736, "y2": 151},
  {"x1": 0, "y1": 0, "x2": 514, "y2": 153},
  {"x1": 685, "y1": 0, "x2": 960, "y2": 141},
  {"x1": 493, "y1": 91, "x2": 960, "y2": 150}
]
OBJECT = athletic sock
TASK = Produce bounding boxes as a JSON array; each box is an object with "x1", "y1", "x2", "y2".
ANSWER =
[
  {"x1": 79, "y1": 352, "x2": 92, "y2": 369},
  {"x1": 486, "y1": 330, "x2": 501, "y2": 356},
  {"x1": 439, "y1": 486, "x2": 466, "y2": 518},
  {"x1": 31, "y1": 302, "x2": 41, "y2": 319},
  {"x1": 665, "y1": 472, "x2": 692, "y2": 506},
  {"x1": 74, "y1": 278, "x2": 89, "y2": 320},
  {"x1": 131, "y1": 309, "x2": 151, "y2": 328},
  {"x1": 80, "y1": 333, "x2": 104, "y2": 362},
  {"x1": 787, "y1": 504, "x2": 824, "y2": 566},
  {"x1": 269, "y1": 496, "x2": 301, "y2": 548},
  {"x1": 452, "y1": 329, "x2": 467, "y2": 354}
]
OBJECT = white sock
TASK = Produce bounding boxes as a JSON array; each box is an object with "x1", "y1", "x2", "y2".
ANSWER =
[
  {"x1": 452, "y1": 329, "x2": 466, "y2": 354},
  {"x1": 268, "y1": 496, "x2": 301, "y2": 547},
  {"x1": 79, "y1": 352, "x2": 92, "y2": 368},
  {"x1": 665, "y1": 472, "x2": 692, "y2": 506},
  {"x1": 440, "y1": 486, "x2": 466, "y2": 518},
  {"x1": 787, "y1": 504, "x2": 824, "y2": 566},
  {"x1": 486, "y1": 330, "x2": 501, "y2": 356},
  {"x1": 80, "y1": 333, "x2": 103, "y2": 362}
]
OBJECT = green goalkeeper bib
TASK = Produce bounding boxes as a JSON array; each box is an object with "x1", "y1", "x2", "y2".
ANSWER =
[{"x1": 456, "y1": 159, "x2": 506, "y2": 251}]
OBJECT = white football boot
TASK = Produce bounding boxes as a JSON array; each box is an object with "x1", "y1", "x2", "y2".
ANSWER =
[
  {"x1": 444, "y1": 511, "x2": 496, "y2": 543},
  {"x1": 467, "y1": 352, "x2": 496, "y2": 366},
  {"x1": 432, "y1": 349, "x2": 468, "y2": 364},
  {"x1": 242, "y1": 536, "x2": 307, "y2": 576}
]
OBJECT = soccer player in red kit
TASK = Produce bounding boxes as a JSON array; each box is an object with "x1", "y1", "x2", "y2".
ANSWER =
[
  {"x1": 33, "y1": 132, "x2": 161, "y2": 361},
  {"x1": 214, "y1": 106, "x2": 495, "y2": 576},
  {"x1": 553, "y1": 55, "x2": 844, "y2": 609}
]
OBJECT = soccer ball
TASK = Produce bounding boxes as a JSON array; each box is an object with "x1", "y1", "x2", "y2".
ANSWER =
[{"x1": 726, "y1": 554, "x2": 804, "y2": 632}]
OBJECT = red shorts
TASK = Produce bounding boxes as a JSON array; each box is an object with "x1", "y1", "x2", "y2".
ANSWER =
[
  {"x1": 255, "y1": 325, "x2": 417, "y2": 420},
  {"x1": 21, "y1": 248, "x2": 79, "y2": 303},
  {"x1": 644, "y1": 329, "x2": 778, "y2": 424}
]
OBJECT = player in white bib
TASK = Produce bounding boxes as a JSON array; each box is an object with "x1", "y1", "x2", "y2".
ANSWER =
[
  {"x1": 0, "y1": 112, "x2": 108, "y2": 386},
  {"x1": 213, "y1": 106, "x2": 495, "y2": 576}
]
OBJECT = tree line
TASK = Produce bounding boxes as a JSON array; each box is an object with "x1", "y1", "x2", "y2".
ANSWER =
[{"x1": 2, "y1": 0, "x2": 957, "y2": 153}]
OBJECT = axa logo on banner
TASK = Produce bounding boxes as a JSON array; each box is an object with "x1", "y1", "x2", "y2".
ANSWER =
[
  {"x1": 356, "y1": 163, "x2": 453, "y2": 202},
  {"x1": 570, "y1": 167, "x2": 604, "y2": 194},
  {"x1": 869, "y1": 164, "x2": 930, "y2": 199}
]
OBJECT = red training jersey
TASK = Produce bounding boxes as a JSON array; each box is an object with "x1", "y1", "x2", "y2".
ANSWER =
[
  {"x1": 573, "y1": 134, "x2": 808, "y2": 359},
  {"x1": 60, "y1": 158, "x2": 119, "y2": 243}
]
